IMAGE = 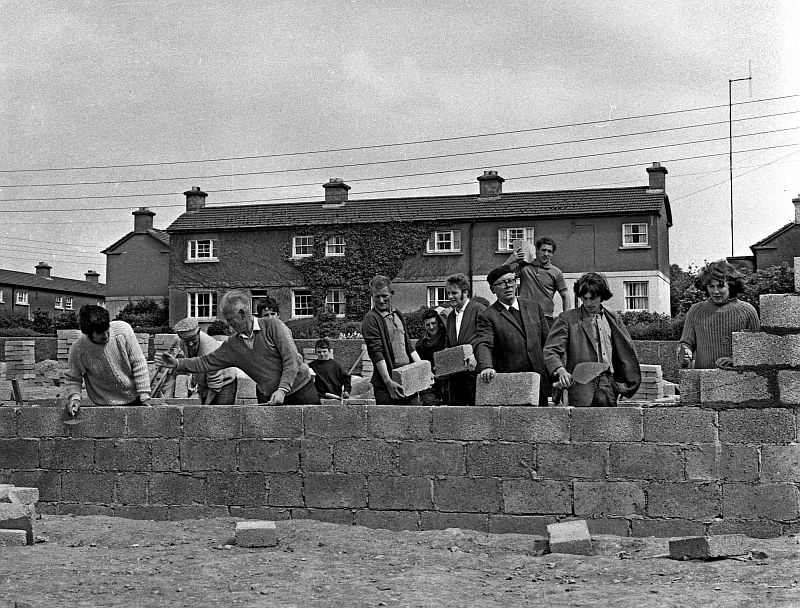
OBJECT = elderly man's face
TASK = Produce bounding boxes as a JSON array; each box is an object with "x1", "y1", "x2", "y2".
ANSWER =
[
  {"x1": 221, "y1": 305, "x2": 252, "y2": 334},
  {"x1": 372, "y1": 286, "x2": 392, "y2": 312},
  {"x1": 491, "y1": 272, "x2": 517, "y2": 306}
]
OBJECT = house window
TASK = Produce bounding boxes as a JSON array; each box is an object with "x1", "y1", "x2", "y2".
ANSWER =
[
  {"x1": 292, "y1": 289, "x2": 314, "y2": 317},
  {"x1": 624, "y1": 282, "x2": 649, "y2": 311},
  {"x1": 188, "y1": 292, "x2": 217, "y2": 319},
  {"x1": 65, "y1": 297, "x2": 74, "y2": 310},
  {"x1": 325, "y1": 235, "x2": 345, "y2": 257},
  {"x1": 426, "y1": 230, "x2": 461, "y2": 253},
  {"x1": 622, "y1": 223, "x2": 648, "y2": 247},
  {"x1": 293, "y1": 235, "x2": 314, "y2": 258},
  {"x1": 16, "y1": 291, "x2": 29, "y2": 306},
  {"x1": 427, "y1": 286, "x2": 449, "y2": 308},
  {"x1": 97, "y1": 301, "x2": 105, "y2": 307},
  {"x1": 187, "y1": 239, "x2": 218, "y2": 261},
  {"x1": 325, "y1": 289, "x2": 346, "y2": 316},
  {"x1": 0, "y1": 290, "x2": 4, "y2": 303},
  {"x1": 54, "y1": 296, "x2": 63, "y2": 310},
  {"x1": 497, "y1": 227, "x2": 535, "y2": 252}
]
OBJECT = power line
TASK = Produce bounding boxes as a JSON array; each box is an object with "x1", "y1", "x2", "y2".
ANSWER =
[
  {"x1": 0, "y1": 252, "x2": 104, "y2": 266},
  {"x1": 5, "y1": 110, "x2": 799, "y2": 189},
  {"x1": 2, "y1": 93, "x2": 798, "y2": 174},
  {"x1": 1, "y1": 234, "x2": 109, "y2": 249},
  {"x1": 0, "y1": 244, "x2": 104, "y2": 259}
]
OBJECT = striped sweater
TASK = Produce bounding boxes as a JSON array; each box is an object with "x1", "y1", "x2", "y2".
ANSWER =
[
  {"x1": 679, "y1": 298, "x2": 760, "y2": 369},
  {"x1": 65, "y1": 321, "x2": 151, "y2": 405}
]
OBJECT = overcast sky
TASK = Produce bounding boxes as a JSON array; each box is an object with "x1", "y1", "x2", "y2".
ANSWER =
[{"x1": 2, "y1": 0, "x2": 799, "y2": 281}]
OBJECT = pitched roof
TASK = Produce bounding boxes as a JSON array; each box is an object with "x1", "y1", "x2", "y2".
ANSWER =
[
  {"x1": 166, "y1": 186, "x2": 671, "y2": 233},
  {"x1": 750, "y1": 222, "x2": 795, "y2": 250},
  {"x1": 0, "y1": 269, "x2": 106, "y2": 296},
  {"x1": 101, "y1": 228, "x2": 171, "y2": 254}
]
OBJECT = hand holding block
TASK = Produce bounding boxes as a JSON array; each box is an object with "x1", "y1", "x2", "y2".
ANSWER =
[
  {"x1": 433, "y1": 344, "x2": 473, "y2": 378},
  {"x1": 475, "y1": 372, "x2": 540, "y2": 406},
  {"x1": 391, "y1": 360, "x2": 433, "y2": 395}
]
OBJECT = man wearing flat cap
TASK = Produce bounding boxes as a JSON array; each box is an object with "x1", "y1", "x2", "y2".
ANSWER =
[
  {"x1": 473, "y1": 265, "x2": 552, "y2": 406},
  {"x1": 172, "y1": 317, "x2": 238, "y2": 405}
]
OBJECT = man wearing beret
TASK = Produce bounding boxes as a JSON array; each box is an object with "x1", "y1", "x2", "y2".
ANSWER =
[
  {"x1": 473, "y1": 265, "x2": 551, "y2": 406},
  {"x1": 172, "y1": 317, "x2": 238, "y2": 405}
]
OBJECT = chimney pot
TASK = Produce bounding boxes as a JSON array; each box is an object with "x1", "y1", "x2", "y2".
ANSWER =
[
  {"x1": 184, "y1": 186, "x2": 208, "y2": 212},
  {"x1": 477, "y1": 170, "x2": 504, "y2": 200},
  {"x1": 85, "y1": 270, "x2": 100, "y2": 285},
  {"x1": 792, "y1": 194, "x2": 800, "y2": 224},
  {"x1": 646, "y1": 162, "x2": 668, "y2": 192},
  {"x1": 132, "y1": 207, "x2": 156, "y2": 233},
  {"x1": 322, "y1": 178, "x2": 351, "y2": 206},
  {"x1": 35, "y1": 262, "x2": 52, "y2": 278}
]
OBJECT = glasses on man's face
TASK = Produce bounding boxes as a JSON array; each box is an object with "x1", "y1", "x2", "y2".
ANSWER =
[{"x1": 492, "y1": 279, "x2": 516, "y2": 288}]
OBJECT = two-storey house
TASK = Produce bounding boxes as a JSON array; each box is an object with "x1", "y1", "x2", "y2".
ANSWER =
[{"x1": 0, "y1": 263, "x2": 105, "y2": 316}]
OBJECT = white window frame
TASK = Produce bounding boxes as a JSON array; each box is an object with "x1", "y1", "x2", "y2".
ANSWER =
[
  {"x1": 624, "y1": 281, "x2": 649, "y2": 311},
  {"x1": 325, "y1": 235, "x2": 346, "y2": 257},
  {"x1": 426, "y1": 230, "x2": 461, "y2": 254},
  {"x1": 325, "y1": 288, "x2": 346, "y2": 317},
  {"x1": 16, "y1": 291, "x2": 29, "y2": 306},
  {"x1": 187, "y1": 291, "x2": 217, "y2": 320},
  {"x1": 65, "y1": 297, "x2": 74, "y2": 310},
  {"x1": 187, "y1": 239, "x2": 218, "y2": 261},
  {"x1": 622, "y1": 223, "x2": 649, "y2": 248},
  {"x1": 0, "y1": 290, "x2": 4, "y2": 303},
  {"x1": 292, "y1": 235, "x2": 314, "y2": 258},
  {"x1": 292, "y1": 289, "x2": 314, "y2": 318},
  {"x1": 426, "y1": 286, "x2": 449, "y2": 308},
  {"x1": 54, "y1": 296, "x2": 63, "y2": 310},
  {"x1": 497, "y1": 227, "x2": 535, "y2": 252}
]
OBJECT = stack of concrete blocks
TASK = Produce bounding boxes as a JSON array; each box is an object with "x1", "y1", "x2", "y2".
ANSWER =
[
  {"x1": 475, "y1": 372, "x2": 540, "y2": 406},
  {"x1": 57, "y1": 329, "x2": 82, "y2": 365},
  {"x1": 320, "y1": 397, "x2": 376, "y2": 405},
  {"x1": 360, "y1": 347, "x2": 374, "y2": 382},
  {"x1": 153, "y1": 333, "x2": 179, "y2": 363},
  {"x1": 629, "y1": 364, "x2": 665, "y2": 400},
  {"x1": 391, "y1": 360, "x2": 433, "y2": 396},
  {"x1": 0, "y1": 484, "x2": 39, "y2": 546},
  {"x1": 302, "y1": 348, "x2": 317, "y2": 364},
  {"x1": 4, "y1": 340, "x2": 35, "y2": 381},
  {"x1": 433, "y1": 344, "x2": 473, "y2": 378}
]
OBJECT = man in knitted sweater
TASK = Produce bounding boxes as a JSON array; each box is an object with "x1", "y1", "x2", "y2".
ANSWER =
[
  {"x1": 65, "y1": 305, "x2": 151, "y2": 416},
  {"x1": 678, "y1": 260, "x2": 760, "y2": 369},
  {"x1": 161, "y1": 290, "x2": 319, "y2": 405}
]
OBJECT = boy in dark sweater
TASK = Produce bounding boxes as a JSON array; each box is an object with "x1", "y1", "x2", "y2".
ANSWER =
[{"x1": 309, "y1": 338, "x2": 351, "y2": 400}]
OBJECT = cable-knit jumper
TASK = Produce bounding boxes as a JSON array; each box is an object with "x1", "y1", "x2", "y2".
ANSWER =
[{"x1": 678, "y1": 298, "x2": 760, "y2": 369}]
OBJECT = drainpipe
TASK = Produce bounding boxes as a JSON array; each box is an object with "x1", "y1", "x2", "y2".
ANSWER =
[{"x1": 468, "y1": 220, "x2": 476, "y2": 291}]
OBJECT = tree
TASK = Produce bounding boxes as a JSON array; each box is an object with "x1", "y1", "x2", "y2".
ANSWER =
[
  {"x1": 116, "y1": 298, "x2": 169, "y2": 329},
  {"x1": 741, "y1": 263, "x2": 795, "y2": 313},
  {"x1": 669, "y1": 263, "x2": 696, "y2": 317}
]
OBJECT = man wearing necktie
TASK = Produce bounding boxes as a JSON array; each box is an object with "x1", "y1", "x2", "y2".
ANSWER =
[
  {"x1": 543, "y1": 272, "x2": 641, "y2": 407},
  {"x1": 474, "y1": 265, "x2": 551, "y2": 406}
]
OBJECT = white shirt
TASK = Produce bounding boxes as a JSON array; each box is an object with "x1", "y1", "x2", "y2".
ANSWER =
[
  {"x1": 240, "y1": 318, "x2": 261, "y2": 349},
  {"x1": 453, "y1": 297, "x2": 470, "y2": 339},
  {"x1": 499, "y1": 298, "x2": 520, "y2": 313}
]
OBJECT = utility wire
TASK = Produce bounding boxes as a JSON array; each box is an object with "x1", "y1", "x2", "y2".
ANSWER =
[{"x1": 2, "y1": 93, "x2": 798, "y2": 174}]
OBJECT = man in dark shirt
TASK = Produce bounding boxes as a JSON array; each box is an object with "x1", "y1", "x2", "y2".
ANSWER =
[{"x1": 308, "y1": 337, "x2": 351, "y2": 400}]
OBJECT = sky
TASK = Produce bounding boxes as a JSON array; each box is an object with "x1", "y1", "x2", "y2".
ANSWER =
[{"x1": 1, "y1": 0, "x2": 799, "y2": 281}]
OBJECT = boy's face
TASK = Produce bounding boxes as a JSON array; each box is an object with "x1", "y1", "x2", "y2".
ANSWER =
[
  {"x1": 315, "y1": 347, "x2": 331, "y2": 360},
  {"x1": 706, "y1": 279, "x2": 730, "y2": 304},
  {"x1": 580, "y1": 292, "x2": 603, "y2": 314}
]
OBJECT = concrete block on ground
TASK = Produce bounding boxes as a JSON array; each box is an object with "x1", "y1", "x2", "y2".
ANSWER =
[
  {"x1": 760, "y1": 293, "x2": 800, "y2": 329},
  {"x1": 475, "y1": 372, "x2": 540, "y2": 406},
  {"x1": 546, "y1": 520, "x2": 593, "y2": 555},
  {"x1": 433, "y1": 345, "x2": 473, "y2": 378},
  {"x1": 0, "y1": 503, "x2": 35, "y2": 545},
  {"x1": 668, "y1": 534, "x2": 750, "y2": 560},
  {"x1": 235, "y1": 520, "x2": 278, "y2": 547},
  {"x1": 391, "y1": 360, "x2": 432, "y2": 396},
  {"x1": 0, "y1": 529, "x2": 27, "y2": 546},
  {"x1": 8, "y1": 487, "x2": 39, "y2": 505},
  {"x1": 700, "y1": 370, "x2": 771, "y2": 404}
]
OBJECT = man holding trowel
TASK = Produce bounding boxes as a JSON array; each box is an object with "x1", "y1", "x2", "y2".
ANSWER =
[
  {"x1": 171, "y1": 317, "x2": 238, "y2": 404},
  {"x1": 543, "y1": 272, "x2": 640, "y2": 407}
]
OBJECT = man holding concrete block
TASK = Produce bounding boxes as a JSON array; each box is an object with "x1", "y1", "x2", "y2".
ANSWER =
[
  {"x1": 474, "y1": 265, "x2": 551, "y2": 406},
  {"x1": 444, "y1": 273, "x2": 485, "y2": 406}
]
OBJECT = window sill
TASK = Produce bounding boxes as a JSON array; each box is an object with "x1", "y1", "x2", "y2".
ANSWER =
[
  {"x1": 618, "y1": 245, "x2": 651, "y2": 250},
  {"x1": 423, "y1": 251, "x2": 462, "y2": 256},
  {"x1": 186, "y1": 258, "x2": 220, "y2": 263},
  {"x1": 325, "y1": 253, "x2": 345, "y2": 257},
  {"x1": 292, "y1": 314, "x2": 314, "y2": 319}
]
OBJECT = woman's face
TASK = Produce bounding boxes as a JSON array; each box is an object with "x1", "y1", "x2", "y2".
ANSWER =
[{"x1": 706, "y1": 279, "x2": 730, "y2": 304}]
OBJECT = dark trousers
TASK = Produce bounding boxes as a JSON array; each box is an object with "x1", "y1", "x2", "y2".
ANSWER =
[
  {"x1": 256, "y1": 380, "x2": 321, "y2": 405},
  {"x1": 448, "y1": 372, "x2": 476, "y2": 406},
  {"x1": 199, "y1": 379, "x2": 238, "y2": 405},
  {"x1": 569, "y1": 372, "x2": 619, "y2": 407},
  {"x1": 373, "y1": 384, "x2": 420, "y2": 405}
]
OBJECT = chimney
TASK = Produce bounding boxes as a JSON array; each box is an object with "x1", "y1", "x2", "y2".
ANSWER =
[
  {"x1": 35, "y1": 262, "x2": 51, "y2": 277},
  {"x1": 322, "y1": 178, "x2": 351, "y2": 206},
  {"x1": 85, "y1": 270, "x2": 100, "y2": 285},
  {"x1": 184, "y1": 186, "x2": 208, "y2": 212},
  {"x1": 477, "y1": 170, "x2": 504, "y2": 200},
  {"x1": 646, "y1": 162, "x2": 668, "y2": 192},
  {"x1": 132, "y1": 207, "x2": 155, "y2": 233},
  {"x1": 793, "y1": 194, "x2": 800, "y2": 224}
]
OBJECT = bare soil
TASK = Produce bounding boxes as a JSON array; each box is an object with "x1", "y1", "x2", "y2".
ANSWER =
[{"x1": 1, "y1": 515, "x2": 799, "y2": 607}]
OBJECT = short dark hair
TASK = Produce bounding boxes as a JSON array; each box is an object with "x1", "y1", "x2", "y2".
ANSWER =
[
  {"x1": 79, "y1": 304, "x2": 110, "y2": 336},
  {"x1": 694, "y1": 260, "x2": 745, "y2": 297},
  {"x1": 422, "y1": 308, "x2": 445, "y2": 331},
  {"x1": 369, "y1": 275, "x2": 392, "y2": 292},
  {"x1": 445, "y1": 273, "x2": 470, "y2": 294},
  {"x1": 536, "y1": 237, "x2": 557, "y2": 252},
  {"x1": 574, "y1": 272, "x2": 613, "y2": 301},
  {"x1": 256, "y1": 296, "x2": 279, "y2": 316},
  {"x1": 315, "y1": 337, "x2": 331, "y2": 350}
]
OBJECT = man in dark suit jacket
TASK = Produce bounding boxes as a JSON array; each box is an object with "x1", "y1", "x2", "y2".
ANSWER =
[
  {"x1": 543, "y1": 272, "x2": 641, "y2": 407},
  {"x1": 474, "y1": 265, "x2": 551, "y2": 406},
  {"x1": 444, "y1": 273, "x2": 486, "y2": 406}
]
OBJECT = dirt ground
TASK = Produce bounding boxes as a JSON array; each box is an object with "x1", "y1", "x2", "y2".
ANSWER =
[{"x1": 1, "y1": 515, "x2": 798, "y2": 608}]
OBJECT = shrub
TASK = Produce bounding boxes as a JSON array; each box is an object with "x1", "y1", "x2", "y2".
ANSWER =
[
  {"x1": 741, "y1": 263, "x2": 794, "y2": 313},
  {"x1": 620, "y1": 311, "x2": 685, "y2": 341},
  {"x1": 0, "y1": 327, "x2": 48, "y2": 337},
  {"x1": 206, "y1": 320, "x2": 232, "y2": 336},
  {"x1": 472, "y1": 296, "x2": 490, "y2": 308},
  {"x1": 31, "y1": 310, "x2": 55, "y2": 335},
  {"x1": 403, "y1": 307, "x2": 437, "y2": 340},
  {"x1": 54, "y1": 312, "x2": 79, "y2": 330},
  {"x1": 116, "y1": 298, "x2": 169, "y2": 329},
  {"x1": 285, "y1": 317, "x2": 321, "y2": 339},
  {"x1": 0, "y1": 310, "x2": 32, "y2": 329}
]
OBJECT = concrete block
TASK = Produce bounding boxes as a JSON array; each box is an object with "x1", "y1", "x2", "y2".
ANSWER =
[
  {"x1": 433, "y1": 344, "x2": 473, "y2": 378},
  {"x1": 499, "y1": 407, "x2": 569, "y2": 442},
  {"x1": 474, "y1": 372, "x2": 540, "y2": 406},
  {"x1": 724, "y1": 483, "x2": 800, "y2": 521},
  {"x1": 236, "y1": 376, "x2": 258, "y2": 400},
  {"x1": 631, "y1": 519, "x2": 706, "y2": 538},
  {"x1": 305, "y1": 405, "x2": 367, "y2": 439},
  {"x1": 240, "y1": 406, "x2": 303, "y2": 439},
  {"x1": 643, "y1": 408, "x2": 717, "y2": 443},
  {"x1": 502, "y1": 480, "x2": 572, "y2": 514},
  {"x1": 761, "y1": 445, "x2": 800, "y2": 482},
  {"x1": 778, "y1": 370, "x2": 800, "y2": 405},
  {"x1": 180, "y1": 439, "x2": 238, "y2": 472},
  {"x1": 678, "y1": 369, "x2": 711, "y2": 405},
  {"x1": 367, "y1": 476, "x2": 432, "y2": 510},
  {"x1": 8, "y1": 487, "x2": 39, "y2": 505},
  {"x1": 433, "y1": 477, "x2": 502, "y2": 513},
  {"x1": 466, "y1": 443, "x2": 536, "y2": 478},
  {"x1": 320, "y1": 398, "x2": 377, "y2": 405},
  {"x1": 760, "y1": 293, "x2": 800, "y2": 328},
  {"x1": 333, "y1": 439, "x2": 397, "y2": 474},
  {"x1": 304, "y1": 473, "x2": 367, "y2": 508},
  {"x1": 237, "y1": 439, "x2": 299, "y2": 473},
  {"x1": 609, "y1": 444, "x2": 682, "y2": 480},
  {"x1": 647, "y1": 482, "x2": 720, "y2": 519},
  {"x1": 174, "y1": 375, "x2": 189, "y2": 399},
  {"x1": 235, "y1": 520, "x2": 278, "y2": 548},
  {"x1": 0, "y1": 528, "x2": 27, "y2": 546},
  {"x1": 718, "y1": 408, "x2": 796, "y2": 443},
  {"x1": 668, "y1": 534, "x2": 749, "y2": 560},
  {"x1": 487, "y1": 515, "x2": 555, "y2": 536},
  {"x1": 663, "y1": 381, "x2": 677, "y2": 396},
  {"x1": 537, "y1": 444, "x2": 607, "y2": 479},
  {"x1": 367, "y1": 406, "x2": 432, "y2": 440},
  {"x1": 0, "y1": 503, "x2": 34, "y2": 544},
  {"x1": 432, "y1": 406, "x2": 500, "y2": 440},
  {"x1": 700, "y1": 370, "x2": 771, "y2": 404},
  {"x1": 391, "y1": 360, "x2": 432, "y2": 395},
  {"x1": 547, "y1": 520, "x2": 593, "y2": 555},
  {"x1": 732, "y1": 332, "x2": 800, "y2": 368},
  {"x1": 398, "y1": 441, "x2": 464, "y2": 475},
  {"x1": 0, "y1": 484, "x2": 13, "y2": 501},
  {"x1": 205, "y1": 472, "x2": 266, "y2": 507},
  {"x1": 572, "y1": 407, "x2": 642, "y2": 441}
]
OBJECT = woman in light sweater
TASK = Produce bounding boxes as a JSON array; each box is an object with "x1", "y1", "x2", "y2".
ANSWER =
[{"x1": 677, "y1": 260, "x2": 760, "y2": 369}]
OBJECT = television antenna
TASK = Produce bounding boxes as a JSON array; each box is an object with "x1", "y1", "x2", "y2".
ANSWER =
[{"x1": 729, "y1": 61, "x2": 753, "y2": 257}]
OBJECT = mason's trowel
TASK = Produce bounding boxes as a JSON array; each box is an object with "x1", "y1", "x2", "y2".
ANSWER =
[{"x1": 552, "y1": 362, "x2": 610, "y2": 405}]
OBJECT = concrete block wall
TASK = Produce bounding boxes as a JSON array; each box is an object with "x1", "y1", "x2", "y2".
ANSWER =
[{"x1": 1, "y1": 402, "x2": 798, "y2": 538}]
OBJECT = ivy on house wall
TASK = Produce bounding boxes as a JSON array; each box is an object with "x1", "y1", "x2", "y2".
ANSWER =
[{"x1": 284, "y1": 221, "x2": 435, "y2": 319}]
